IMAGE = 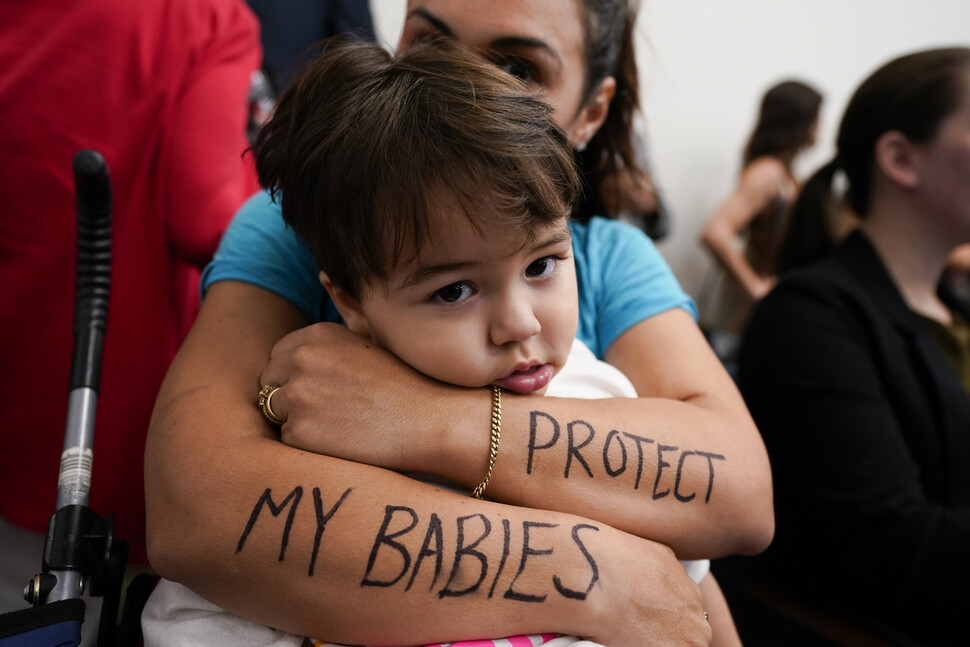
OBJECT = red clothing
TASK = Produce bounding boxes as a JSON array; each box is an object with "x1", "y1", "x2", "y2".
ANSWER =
[{"x1": 0, "y1": 0, "x2": 261, "y2": 564}]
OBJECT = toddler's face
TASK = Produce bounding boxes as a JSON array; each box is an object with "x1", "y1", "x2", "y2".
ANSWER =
[{"x1": 349, "y1": 212, "x2": 578, "y2": 395}]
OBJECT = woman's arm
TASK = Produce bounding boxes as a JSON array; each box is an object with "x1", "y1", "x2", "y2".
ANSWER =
[
  {"x1": 145, "y1": 281, "x2": 712, "y2": 646},
  {"x1": 699, "y1": 158, "x2": 786, "y2": 300},
  {"x1": 270, "y1": 311, "x2": 773, "y2": 560},
  {"x1": 603, "y1": 308, "x2": 772, "y2": 556}
]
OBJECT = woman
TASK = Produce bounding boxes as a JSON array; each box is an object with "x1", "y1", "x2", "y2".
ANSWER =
[
  {"x1": 699, "y1": 80, "x2": 822, "y2": 341},
  {"x1": 738, "y1": 47, "x2": 970, "y2": 645},
  {"x1": 145, "y1": 1, "x2": 772, "y2": 644}
]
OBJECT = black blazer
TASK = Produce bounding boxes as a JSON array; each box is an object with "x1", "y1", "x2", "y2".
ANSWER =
[{"x1": 738, "y1": 231, "x2": 970, "y2": 646}]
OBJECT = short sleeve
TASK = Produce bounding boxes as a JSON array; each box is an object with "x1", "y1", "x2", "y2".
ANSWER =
[
  {"x1": 571, "y1": 217, "x2": 696, "y2": 358},
  {"x1": 201, "y1": 190, "x2": 327, "y2": 322}
]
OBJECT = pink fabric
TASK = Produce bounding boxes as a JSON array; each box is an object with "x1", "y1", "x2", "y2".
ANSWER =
[
  {"x1": 435, "y1": 633, "x2": 561, "y2": 647},
  {"x1": 508, "y1": 636, "x2": 540, "y2": 647}
]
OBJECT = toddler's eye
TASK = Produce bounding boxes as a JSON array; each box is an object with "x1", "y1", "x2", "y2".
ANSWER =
[
  {"x1": 526, "y1": 256, "x2": 557, "y2": 278},
  {"x1": 432, "y1": 282, "x2": 472, "y2": 304}
]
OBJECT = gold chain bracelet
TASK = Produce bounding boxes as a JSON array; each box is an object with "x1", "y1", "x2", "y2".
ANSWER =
[{"x1": 472, "y1": 385, "x2": 502, "y2": 499}]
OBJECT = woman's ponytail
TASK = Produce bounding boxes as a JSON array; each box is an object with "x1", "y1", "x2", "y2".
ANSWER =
[{"x1": 776, "y1": 159, "x2": 840, "y2": 274}]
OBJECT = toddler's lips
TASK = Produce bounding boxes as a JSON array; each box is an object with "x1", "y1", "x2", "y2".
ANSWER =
[{"x1": 495, "y1": 364, "x2": 553, "y2": 394}]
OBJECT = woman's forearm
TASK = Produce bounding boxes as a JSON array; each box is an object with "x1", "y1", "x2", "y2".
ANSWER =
[
  {"x1": 435, "y1": 389, "x2": 771, "y2": 560},
  {"x1": 152, "y1": 434, "x2": 620, "y2": 643},
  {"x1": 277, "y1": 311, "x2": 774, "y2": 560},
  {"x1": 588, "y1": 311, "x2": 771, "y2": 557}
]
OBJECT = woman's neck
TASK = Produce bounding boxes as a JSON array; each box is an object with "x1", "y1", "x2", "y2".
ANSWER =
[{"x1": 863, "y1": 197, "x2": 953, "y2": 324}]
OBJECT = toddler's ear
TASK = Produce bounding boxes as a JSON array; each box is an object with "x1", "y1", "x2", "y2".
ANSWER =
[{"x1": 319, "y1": 271, "x2": 371, "y2": 338}]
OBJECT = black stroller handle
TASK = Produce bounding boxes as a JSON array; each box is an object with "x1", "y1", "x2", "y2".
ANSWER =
[
  {"x1": 1, "y1": 150, "x2": 138, "y2": 647},
  {"x1": 39, "y1": 151, "x2": 117, "y2": 609},
  {"x1": 70, "y1": 149, "x2": 112, "y2": 392},
  {"x1": 52, "y1": 150, "x2": 112, "y2": 515}
]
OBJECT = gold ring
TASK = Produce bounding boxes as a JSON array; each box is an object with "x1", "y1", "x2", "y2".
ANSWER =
[{"x1": 257, "y1": 384, "x2": 286, "y2": 425}]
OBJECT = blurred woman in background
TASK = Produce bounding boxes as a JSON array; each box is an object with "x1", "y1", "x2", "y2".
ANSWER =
[{"x1": 699, "y1": 81, "x2": 822, "y2": 364}]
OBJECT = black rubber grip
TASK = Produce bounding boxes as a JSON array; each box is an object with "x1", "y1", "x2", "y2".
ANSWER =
[{"x1": 69, "y1": 150, "x2": 113, "y2": 391}]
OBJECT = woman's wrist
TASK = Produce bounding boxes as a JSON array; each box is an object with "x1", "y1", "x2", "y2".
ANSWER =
[{"x1": 419, "y1": 383, "x2": 499, "y2": 485}]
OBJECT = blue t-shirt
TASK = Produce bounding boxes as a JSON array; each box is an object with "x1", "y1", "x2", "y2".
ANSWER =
[{"x1": 202, "y1": 191, "x2": 696, "y2": 359}]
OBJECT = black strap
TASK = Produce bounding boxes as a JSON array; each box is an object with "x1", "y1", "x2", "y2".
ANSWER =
[{"x1": 0, "y1": 599, "x2": 85, "y2": 638}]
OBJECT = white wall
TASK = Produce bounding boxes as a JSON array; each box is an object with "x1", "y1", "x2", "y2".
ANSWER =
[
  {"x1": 369, "y1": 1, "x2": 970, "y2": 298},
  {"x1": 637, "y1": 0, "x2": 970, "y2": 298},
  {"x1": 369, "y1": 0, "x2": 406, "y2": 51}
]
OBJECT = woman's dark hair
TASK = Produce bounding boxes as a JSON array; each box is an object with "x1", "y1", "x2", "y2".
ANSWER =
[
  {"x1": 743, "y1": 80, "x2": 823, "y2": 167},
  {"x1": 778, "y1": 47, "x2": 970, "y2": 274},
  {"x1": 776, "y1": 160, "x2": 840, "y2": 274},
  {"x1": 577, "y1": 0, "x2": 645, "y2": 217},
  {"x1": 252, "y1": 37, "x2": 578, "y2": 299}
]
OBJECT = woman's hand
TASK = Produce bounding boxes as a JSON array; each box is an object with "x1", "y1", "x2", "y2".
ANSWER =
[
  {"x1": 587, "y1": 529, "x2": 712, "y2": 647},
  {"x1": 750, "y1": 275, "x2": 777, "y2": 301},
  {"x1": 261, "y1": 322, "x2": 472, "y2": 473}
]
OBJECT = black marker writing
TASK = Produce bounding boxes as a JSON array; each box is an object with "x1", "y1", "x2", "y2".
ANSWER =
[
  {"x1": 504, "y1": 521, "x2": 556, "y2": 603},
  {"x1": 622, "y1": 432, "x2": 655, "y2": 490},
  {"x1": 309, "y1": 487, "x2": 351, "y2": 576},
  {"x1": 602, "y1": 430, "x2": 628, "y2": 477},
  {"x1": 361, "y1": 505, "x2": 419, "y2": 588},
  {"x1": 406, "y1": 513, "x2": 444, "y2": 592},
  {"x1": 236, "y1": 486, "x2": 303, "y2": 561},
  {"x1": 695, "y1": 451, "x2": 726, "y2": 503},
  {"x1": 565, "y1": 420, "x2": 595, "y2": 478},
  {"x1": 525, "y1": 411, "x2": 726, "y2": 503},
  {"x1": 439, "y1": 514, "x2": 492, "y2": 598},
  {"x1": 553, "y1": 524, "x2": 600, "y2": 600},
  {"x1": 238, "y1": 491, "x2": 608, "y2": 608},
  {"x1": 488, "y1": 518, "x2": 512, "y2": 599},
  {"x1": 528, "y1": 411, "x2": 560, "y2": 474},
  {"x1": 653, "y1": 444, "x2": 678, "y2": 500},
  {"x1": 675, "y1": 452, "x2": 698, "y2": 502}
]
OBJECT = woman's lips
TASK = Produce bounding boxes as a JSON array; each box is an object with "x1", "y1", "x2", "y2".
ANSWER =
[{"x1": 495, "y1": 364, "x2": 553, "y2": 394}]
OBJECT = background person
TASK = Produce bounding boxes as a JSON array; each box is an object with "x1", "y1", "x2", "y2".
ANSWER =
[
  {"x1": 0, "y1": 0, "x2": 260, "y2": 640},
  {"x1": 144, "y1": 1, "x2": 773, "y2": 643},
  {"x1": 698, "y1": 80, "x2": 822, "y2": 366},
  {"x1": 737, "y1": 47, "x2": 970, "y2": 646},
  {"x1": 244, "y1": 0, "x2": 375, "y2": 95}
]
